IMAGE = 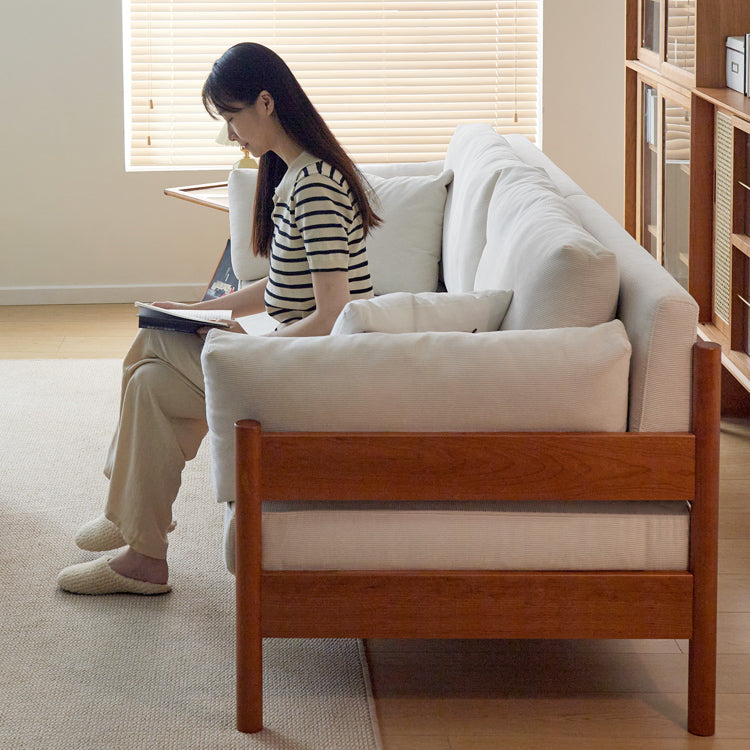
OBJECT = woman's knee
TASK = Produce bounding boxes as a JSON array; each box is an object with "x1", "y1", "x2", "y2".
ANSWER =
[{"x1": 125, "y1": 361, "x2": 206, "y2": 420}]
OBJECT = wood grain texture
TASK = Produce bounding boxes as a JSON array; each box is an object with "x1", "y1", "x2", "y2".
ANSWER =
[
  {"x1": 241, "y1": 428, "x2": 696, "y2": 503},
  {"x1": 258, "y1": 570, "x2": 694, "y2": 640}
]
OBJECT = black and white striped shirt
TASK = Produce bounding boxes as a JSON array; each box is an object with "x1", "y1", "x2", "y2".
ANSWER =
[{"x1": 265, "y1": 152, "x2": 374, "y2": 326}]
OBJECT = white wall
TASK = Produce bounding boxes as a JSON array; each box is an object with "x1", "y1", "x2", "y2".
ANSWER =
[
  {"x1": 0, "y1": 0, "x2": 625, "y2": 304},
  {"x1": 542, "y1": 0, "x2": 626, "y2": 221}
]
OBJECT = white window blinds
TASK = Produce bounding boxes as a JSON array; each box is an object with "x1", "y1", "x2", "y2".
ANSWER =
[{"x1": 125, "y1": 1, "x2": 539, "y2": 169}]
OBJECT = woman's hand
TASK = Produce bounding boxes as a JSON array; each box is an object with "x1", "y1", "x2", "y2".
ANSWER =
[
  {"x1": 197, "y1": 318, "x2": 246, "y2": 339},
  {"x1": 218, "y1": 319, "x2": 246, "y2": 334}
]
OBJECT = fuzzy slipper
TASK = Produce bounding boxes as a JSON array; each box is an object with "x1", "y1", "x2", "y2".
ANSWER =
[
  {"x1": 75, "y1": 515, "x2": 177, "y2": 552},
  {"x1": 57, "y1": 556, "x2": 171, "y2": 595}
]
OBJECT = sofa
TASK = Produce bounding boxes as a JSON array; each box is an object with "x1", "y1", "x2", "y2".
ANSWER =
[{"x1": 199, "y1": 124, "x2": 721, "y2": 735}]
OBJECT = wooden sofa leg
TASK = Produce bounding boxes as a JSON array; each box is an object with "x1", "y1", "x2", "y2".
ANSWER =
[
  {"x1": 687, "y1": 340, "x2": 721, "y2": 736},
  {"x1": 236, "y1": 421, "x2": 264, "y2": 733}
]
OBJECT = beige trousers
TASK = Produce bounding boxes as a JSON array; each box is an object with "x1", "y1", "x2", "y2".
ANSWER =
[{"x1": 103, "y1": 328, "x2": 207, "y2": 559}]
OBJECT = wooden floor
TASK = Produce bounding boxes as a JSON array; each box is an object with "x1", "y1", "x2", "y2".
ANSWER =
[{"x1": 3, "y1": 303, "x2": 750, "y2": 749}]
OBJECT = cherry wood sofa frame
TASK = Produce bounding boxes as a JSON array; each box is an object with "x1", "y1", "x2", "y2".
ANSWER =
[{"x1": 233, "y1": 338, "x2": 721, "y2": 736}]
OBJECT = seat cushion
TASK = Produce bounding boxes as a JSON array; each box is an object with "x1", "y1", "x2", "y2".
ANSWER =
[
  {"x1": 475, "y1": 166, "x2": 620, "y2": 330},
  {"x1": 222, "y1": 499, "x2": 689, "y2": 574}
]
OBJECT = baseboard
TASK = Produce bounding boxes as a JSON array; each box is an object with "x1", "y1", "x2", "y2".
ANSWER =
[{"x1": 0, "y1": 283, "x2": 207, "y2": 306}]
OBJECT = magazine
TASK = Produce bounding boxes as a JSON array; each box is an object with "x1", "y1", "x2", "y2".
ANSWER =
[{"x1": 135, "y1": 302, "x2": 232, "y2": 334}]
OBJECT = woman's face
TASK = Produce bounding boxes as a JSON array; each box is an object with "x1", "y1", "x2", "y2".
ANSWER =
[{"x1": 221, "y1": 94, "x2": 273, "y2": 157}]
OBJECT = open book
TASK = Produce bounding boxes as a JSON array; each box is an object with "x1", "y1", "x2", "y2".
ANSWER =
[{"x1": 135, "y1": 302, "x2": 232, "y2": 334}]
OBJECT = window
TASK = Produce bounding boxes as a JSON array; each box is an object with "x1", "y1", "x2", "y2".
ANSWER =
[{"x1": 124, "y1": 1, "x2": 540, "y2": 169}]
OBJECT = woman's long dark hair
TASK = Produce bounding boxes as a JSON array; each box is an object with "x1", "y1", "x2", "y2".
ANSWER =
[{"x1": 202, "y1": 43, "x2": 381, "y2": 257}]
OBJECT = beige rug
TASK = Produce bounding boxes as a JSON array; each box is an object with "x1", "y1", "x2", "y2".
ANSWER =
[{"x1": 0, "y1": 358, "x2": 382, "y2": 750}]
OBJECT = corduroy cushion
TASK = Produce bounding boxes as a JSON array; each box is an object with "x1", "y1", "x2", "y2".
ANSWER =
[
  {"x1": 474, "y1": 165, "x2": 620, "y2": 331},
  {"x1": 202, "y1": 319, "x2": 632, "y2": 504}
]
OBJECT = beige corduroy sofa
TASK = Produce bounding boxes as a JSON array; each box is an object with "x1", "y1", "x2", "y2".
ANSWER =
[{"x1": 200, "y1": 124, "x2": 720, "y2": 735}]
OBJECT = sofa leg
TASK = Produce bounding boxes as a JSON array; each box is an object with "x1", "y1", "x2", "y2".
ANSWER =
[
  {"x1": 687, "y1": 340, "x2": 721, "y2": 736},
  {"x1": 236, "y1": 421, "x2": 264, "y2": 733},
  {"x1": 236, "y1": 618, "x2": 262, "y2": 733}
]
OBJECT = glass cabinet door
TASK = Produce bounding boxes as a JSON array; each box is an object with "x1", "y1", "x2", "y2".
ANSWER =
[
  {"x1": 642, "y1": 0, "x2": 661, "y2": 53},
  {"x1": 637, "y1": 78, "x2": 692, "y2": 288},
  {"x1": 742, "y1": 134, "x2": 750, "y2": 237},
  {"x1": 662, "y1": 99, "x2": 691, "y2": 289},
  {"x1": 666, "y1": 0, "x2": 696, "y2": 74},
  {"x1": 641, "y1": 84, "x2": 659, "y2": 257},
  {"x1": 733, "y1": 128, "x2": 750, "y2": 354}
]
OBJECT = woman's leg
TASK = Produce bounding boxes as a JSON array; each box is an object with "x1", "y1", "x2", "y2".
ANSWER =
[
  {"x1": 59, "y1": 328, "x2": 209, "y2": 594},
  {"x1": 103, "y1": 328, "x2": 207, "y2": 566}
]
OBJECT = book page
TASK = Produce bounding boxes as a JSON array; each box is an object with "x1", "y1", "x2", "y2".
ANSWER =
[{"x1": 135, "y1": 302, "x2": 232, "y2": 326}]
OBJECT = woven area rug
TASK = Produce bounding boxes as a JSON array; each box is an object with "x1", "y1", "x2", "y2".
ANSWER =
[{"x1": 0, "y1": 358, "x2": 382, "y2": 750}]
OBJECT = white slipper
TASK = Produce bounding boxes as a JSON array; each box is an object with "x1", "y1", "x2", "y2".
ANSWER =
[
  {"x1": 57, "y1": 556, "x2": 171, "y2": 595},
  {"x1": 75, "y1": 515, "x2": 177, "y2": 552}
]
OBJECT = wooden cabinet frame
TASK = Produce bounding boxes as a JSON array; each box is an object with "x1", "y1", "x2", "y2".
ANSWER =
[
  {"x1": 635, "y1": 0, "x2": 695, "y2": 90},
  {"x1": 626, "y1": 0, "x2": 750, "y2": 408},
  {"x1": 627, "y1": 65, "x2": 691, "y2": 277}
]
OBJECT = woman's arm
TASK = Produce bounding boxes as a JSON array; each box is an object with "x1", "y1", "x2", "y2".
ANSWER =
[
  {"x1": 269, "y1": 270, "x2": 351, "y2": 338},
  {"x1": 153, "y1": 276, "x2": 268, "y2": 317}
]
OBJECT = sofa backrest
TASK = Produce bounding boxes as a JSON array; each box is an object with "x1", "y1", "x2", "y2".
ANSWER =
[
  {"x1": 441, "y1": 125, "x2": 532, "y2": 293},
  {"x1": 227, "y1": 160, "x2": 449, "y2": 291},
  {"x1": 497, "y1": 133, "x2": 698, "y2": 432},
  {"x1": 567, "y1": 194, "x2": 699, "y2": 432},
  {"x1": 226, "y1": 126, "x2": 699, "y2": 433}
]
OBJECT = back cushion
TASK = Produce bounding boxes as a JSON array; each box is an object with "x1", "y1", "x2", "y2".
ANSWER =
[
  {"x1": 442, "y1": 125, "x2": 528, "y2": 293},
  {"x1": 475, "y1": 166, "x2": 620, "y2": 330},
  {"x1": 228, "y1": 168, "x2": 271, "y2": 283},
  {"x1": 228, "y1": 165, "x2": 451, "y2": 293},
  {"x1": 363, "y1": 170, "x2": 453, "y2": 294}
]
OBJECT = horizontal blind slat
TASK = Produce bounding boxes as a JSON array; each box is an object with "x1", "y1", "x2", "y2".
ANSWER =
[{"x1": 125, "y1": 0, "x2": 538, "y2": 168}]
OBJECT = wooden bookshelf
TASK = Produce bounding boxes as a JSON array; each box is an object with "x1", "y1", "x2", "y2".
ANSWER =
[{"x1": 625, "y1": 0, "x2": 750, "y2": 413}]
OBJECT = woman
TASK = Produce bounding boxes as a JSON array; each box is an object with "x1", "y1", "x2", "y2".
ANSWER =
[{"x1": 57, "y1": 43, "x2": 380, "y2": 595}]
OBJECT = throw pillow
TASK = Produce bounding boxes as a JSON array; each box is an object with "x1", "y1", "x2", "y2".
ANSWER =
[
  {"x1": 363, "y1": 170, "x2": 454, "y2": 295},
  {"x1": 331, "y1": 290, "x2": 513, "y2": 335}
]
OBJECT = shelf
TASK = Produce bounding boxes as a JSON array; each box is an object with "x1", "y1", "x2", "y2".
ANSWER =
[
  {"x1": 698, "y1": 323, "x2": 750, "y2": 393},
  {"x1": 694, "y1": 88, "x2": 750, "y2": 120},
  {"x1": 733, "y1": 234, "x2": 750, "y2": 259}
]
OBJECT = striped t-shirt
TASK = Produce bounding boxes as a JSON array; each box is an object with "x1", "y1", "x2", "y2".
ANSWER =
[{"x1": 265, "y1": 152, "x2": 374, "y2": 326}]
